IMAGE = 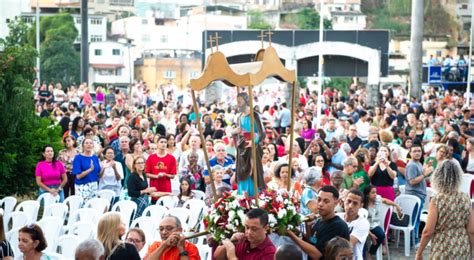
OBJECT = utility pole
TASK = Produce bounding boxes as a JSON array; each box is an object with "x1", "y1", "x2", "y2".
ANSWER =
[
  {"x1": 466, "y1": 2, "x2": 474, "y2": 107},
  {"x1": 36, "y1": 0, "x2": 40, "y2": 84},
  {"x1": 316, "y1": 0, "x2": 324, "y2": 129},
  {"x1": 80, "y1": 0, "x2": 89, "y2": 86},
  {"x1": 409, "y1": 0, "x2": 423, "y2": 100}
]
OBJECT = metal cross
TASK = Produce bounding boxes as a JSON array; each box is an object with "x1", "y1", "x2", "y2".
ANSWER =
[
  {"x1": 265, "y1": 30, "x2": 274, "y2": 46},
  {"x1": 214, "y1": 32, "x2": 222, "y2": 51},
  {"x1": 257, "y1": 30, "x2": 267, "y2": 49},
  {"x1": 208, "y1": 35, "x2": 215, "y2": 54}
]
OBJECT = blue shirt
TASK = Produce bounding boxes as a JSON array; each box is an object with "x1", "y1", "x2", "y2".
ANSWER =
[
  {"x1": 72, "y1": 154, "x2": 101, "y2": 185},
  {"x1": 301, "y1": 187, "x2": 318, "y2": 215},
  {"x1": 203, "y1": 156, "x2": 235, "y2": 184}
]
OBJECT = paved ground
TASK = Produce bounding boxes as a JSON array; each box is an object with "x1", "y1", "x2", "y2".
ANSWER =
[{"x1": 383, "y1": 240, "x2": 430, "y2": 259}]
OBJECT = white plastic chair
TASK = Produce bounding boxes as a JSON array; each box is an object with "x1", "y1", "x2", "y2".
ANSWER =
[
  {"x1": 84, "y1": 197, "x2": 110, "y2": 214},
  {"x1": 37, "y1": 193, "x2": 61, "y2": 207},
  {"x1": 167, "y1": 207, "x2": 191, "y2": 231},
  {"x1": 14, "y1": 200, "x2": 40, "y2": 224},
  {"x1": 460, "y1": 174, "x2": 474, "y2": 198},
  {"x1": 96, "y1": 189, "x2": 116, "y2": 207},
  {"x1": 63, "y1": 195, "x2": 84, "y2": 225},
  {"x1": 191, "y1": 190, "x2": 206, "y2": 200},
  {"x1": 1, "y1": 196, "x2": 17, "y2": 232},
  {"x1": 142, "y1": 205, "x2": 168, "y2": 221},
  {"x1": 171, "y1": 180, "x2": 180, "y2": 194},
  {"x1": 57, "y1": 234, "x2": 80, "y2": 259},
  {"x1": 68, "y1": 221, "x2": 96, "y2": 242},
  {"x1": 157, "y1": 196, "x2": 179, "y2": 209},
  {"x1": 376, "y1": 203, "x2": 393, "y2": 260},
  {"x1": 8, "y1": 211, "x2": 29, "y2": 230},
  {"x1": 73, "y1": 208, "x2": 100, "y2": 225},
  {"x1": 183, "y1": 199, "x2": 207, "y2": 231},
  {"x1": 420, "y1": 187, "x2": 435, "y2": 224},
  {"x1": 198, "y1": 244, "x2": 212, "y2": 260},
  {"x1": 42, "y1": 203, "x2": 68, "y2": 223},
  {"x1": 6, "y1": 227, "x2": 21, "y2": 257},
  {"x1": 111, "y1": 200, "x2": 137, "y2": 228},
  {"x1": 390, "y1": 194, "x2": 421, "y2": 257},
  {"x1": 130, "y1": 216, "x2": 157, "y2": 254},
  {"x1": 38, "y1": 216, "x2": 63, "y2": 253}
]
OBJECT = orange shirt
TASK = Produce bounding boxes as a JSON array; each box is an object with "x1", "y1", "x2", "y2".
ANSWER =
[{"x1": 145, "y1": 241, "x2": 200, "y2": 260}]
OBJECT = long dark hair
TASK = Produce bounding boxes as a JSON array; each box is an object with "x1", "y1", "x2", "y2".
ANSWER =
[
  {"x1": 178, "y1": 176, "x2": 193, "y2": 199},
  {"x1": 41, "y1": 145, "x2": 57, "y2": 168},
  {"x1": 363, "y1": 184, "x2": 376, "y2": 210},
  {"x1": 71, "y1": 117, "x2": 83, "y2": 132}
]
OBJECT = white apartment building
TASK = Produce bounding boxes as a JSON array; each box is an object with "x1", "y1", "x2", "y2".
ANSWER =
[
  {"x1": 314, "y1": 0, "x2": 366, "y2": 30},
  {"x1": 20, "y1": 13, "x2": 107, "y2": 44},
  {"x1": 111, "y1": 12, "x2": 246, "y2": 55},
  {"x1": 0, "y1": 0, "x2": 31, "y2": 39},
  {"x1": 88, "y1": 41, "x2": 134, "y2": 87}
]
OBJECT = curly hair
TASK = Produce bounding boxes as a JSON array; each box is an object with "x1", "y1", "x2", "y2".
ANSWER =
[{"x1": 431, "y1": 159, "x2": 463, "y2": 194}]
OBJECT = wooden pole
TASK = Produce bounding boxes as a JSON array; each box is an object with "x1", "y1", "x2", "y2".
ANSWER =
[
  {"x1": 287, "y1": 81, "x2": 297, "y2": 192},
  {"x1": 248, "y1": 86, "x2": 259, "y2": 206},
  {"x1": 191, "y1": 90, "x2": 217, "y2": 201}
]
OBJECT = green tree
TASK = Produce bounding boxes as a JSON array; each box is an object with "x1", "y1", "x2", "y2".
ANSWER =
[
  {"x1": 248, "y1": 10, "x2": 272, "y2": 30},
  {"x1": 0, "y1": 43, "x2": 62, "y2": 197},
  {"x1": 27, "y1": 13, "x2": 79, "y2": 86},
  {"x1": 41, "y1": 38, "x2": 80, "y2": 86},
  {"x1": 297, "y1": 8, "x2": 332, "y2": 30},
  {"x1": 27, "y1": 13, "x2": 78, "y2": 46},
  {"x1": 2, "y1": 18, "x2": 29, "y2": 47}
]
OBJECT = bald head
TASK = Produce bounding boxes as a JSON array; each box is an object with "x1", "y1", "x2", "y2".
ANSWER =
[
  {"x1": 275, "y1": 243, "x2": 303, "y2": 260},
  {"x1": 75, "y1": 239, "x2": 105, "y2": 260}
]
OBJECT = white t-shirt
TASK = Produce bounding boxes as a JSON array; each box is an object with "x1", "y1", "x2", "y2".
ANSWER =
[{"x1": 337, "y1": 212, "x2": 370, "y2": 260}]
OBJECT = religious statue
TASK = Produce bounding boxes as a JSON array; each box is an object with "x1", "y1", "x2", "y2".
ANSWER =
[{"x1": 232, "y1": 92, "x2": 266, "y2": 196}]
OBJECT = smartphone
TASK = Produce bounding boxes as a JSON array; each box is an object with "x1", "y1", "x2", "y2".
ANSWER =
[{"x1": 315, "y1": 133, "x2": 320, "y2": 140}]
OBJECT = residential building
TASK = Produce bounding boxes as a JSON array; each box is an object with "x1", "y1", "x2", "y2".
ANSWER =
[
  {"x1": 88, "y1": 0, "x2": 135, "y2": 21},
  {"x1": 111, "y1": 6, "x2": 246, "y2": 55},
  {"x1": 0, "y1": 0, "x2": 30, "y2": 39},
  {"x1": 20, "y1": 13, "x2": 107, "y2": 44},
  {"x1": 134, "y1": 50, "x2": 201, "y2": 91},
  {"x1": 89, "y1": 41, "x2": 134, "y2": 87},
  {"x1": 314, "y1": 0, "x2": 366, "y2": 30}
]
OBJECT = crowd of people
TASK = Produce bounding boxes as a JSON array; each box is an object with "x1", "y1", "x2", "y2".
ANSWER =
[{"x1": 1, "y1": 79, "x2": 474, "y2": 259}]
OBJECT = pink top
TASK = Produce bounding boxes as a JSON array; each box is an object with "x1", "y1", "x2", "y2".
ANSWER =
[{"x1": 35, "y1": 161, "x2": 66, "y2": 186}]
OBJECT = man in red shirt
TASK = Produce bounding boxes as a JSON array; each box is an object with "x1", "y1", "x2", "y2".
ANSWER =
[
  {"x1": 146, "y1": 135, "x2": 177, "y2": 204},
  {"x1": 215, "y1": 208, "x2": 276, "y2": 260}
]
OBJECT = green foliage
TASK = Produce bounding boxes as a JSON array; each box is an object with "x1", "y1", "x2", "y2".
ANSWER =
[
  {"x1": 27, "y1": 13, "x2": 80, "y2": 86},
  {"x1": 248, "y1": 10, "x2": 272, "y2": 30},
  {"x1": 41, "y1": 38, "x2": 80, "y2": 86},
  {"x1": 0, "y1": 18, "x2": 29, "y2": 47},
  {"x1": 0, "y1": 38, "x2": 62, "y2": 197},
  {"x1": 325, "y1": 77, "x2": 352, "y2": 96},
  {"x1": 27, "y1": 13, "x2": 78, "y2": 47},
  {"x1": 297, "y1": 8, "x2": 332, "y2": 30}
]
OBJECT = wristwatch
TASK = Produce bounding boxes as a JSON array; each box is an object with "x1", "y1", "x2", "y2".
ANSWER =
[{"x1": 179, "y1": 250, "x2": 189, "y2": 256}]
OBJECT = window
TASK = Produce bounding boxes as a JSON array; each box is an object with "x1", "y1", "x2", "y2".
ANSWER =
[
  {"x1": 116, "y1": 68, "x2": 122, "y2": 76},
  {"x1": 91, "y1": 18, "x2": 103, "y2": 25},
  {"x1": 98, "y1": 69, "x2": 113, "y2": 76},
  {"x1": 461, "y1": 4, "x2": 468, "y2": 10},
  {"x1": 112, "y1": 49, "x2": 120, "y2": 55},
  {"x1": 76, "y1": 17, "x2": 81, "y2": 24},
  {"x1": 436, "y1": 51, "x2": 442, "y2": 57},
  {"x1": 91, "y1": 35, "x2": 103, "y2": 42},
  {"x1": 95, "y1": 49, "x2": 102, "y2": 56},
  {"x1": 163, "y1": 70, "x2": 176, "y2": 79},
  {"x1": 142, "y1": 34, "x2": 150, "y2": 42},
  {"x1": 160, "y1": 35, "x2": 168, "y2": 44},
  {"x1": 189, "y1": 71, "x2": 199, "y2": 79},
  {"x1": 22, "y1": 16, "x2": 34, "y2": 24}
]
